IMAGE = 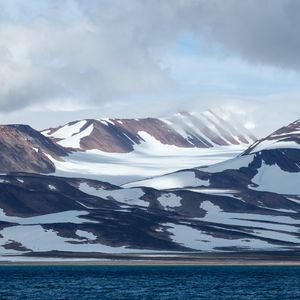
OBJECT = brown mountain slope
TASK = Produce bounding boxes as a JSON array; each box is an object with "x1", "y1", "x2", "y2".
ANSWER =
[{"x1": 0, "y1": 124, "x2": 67, "y2": 173}]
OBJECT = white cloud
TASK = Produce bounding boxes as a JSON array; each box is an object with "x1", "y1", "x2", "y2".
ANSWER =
[{"x1": 0, "y1": 0, "x2": 298, "y2": 134}]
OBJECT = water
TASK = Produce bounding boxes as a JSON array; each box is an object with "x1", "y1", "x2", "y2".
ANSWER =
[{"x1": 0, "y1": 265, "x2": 299, "y2": 299}]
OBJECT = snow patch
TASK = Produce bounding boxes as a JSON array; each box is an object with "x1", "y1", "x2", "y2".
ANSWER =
[
  {"x1": 251, "y1": 162, "x2": 300, "y2": 195},
  {"x1": 47, "y1": 120, "x2": 87, "y2": 139},
  {"x1": 76, "y1": 230, "x2": 97, "y2": 241},
  {"x1": 58, "y1": 124, "x2": 94, "y2": 148},
  {"x1": 157, "y1": 193, "x2": 182, "y2": 209},
  {"x1": 79, "y1": 183, "x2": 148, "y2": 207}
]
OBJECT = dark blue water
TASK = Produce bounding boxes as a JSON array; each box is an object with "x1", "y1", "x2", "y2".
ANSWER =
[{"x1": 0, "y1": 265, "x2": 299, "y2": 299}]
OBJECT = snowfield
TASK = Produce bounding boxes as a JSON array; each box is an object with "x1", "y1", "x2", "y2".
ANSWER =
[
  {"x1": 123, "y1": 170, "x2": 209, "y2": 189},
  {"x1": 48, "y1": 143, "x2": 245, "y2": 185},
  {"x1": 251, "y1": 162, "x2": 300, "y2": 195}
]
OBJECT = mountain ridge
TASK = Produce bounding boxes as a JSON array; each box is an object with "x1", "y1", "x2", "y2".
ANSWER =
[
  {"x1": 0, "y1": 116, "x2": 299, "y2": 259},
  {"x1": 244, "y1": 119, "x2": 300, "y2": 155},
  {"x1": 42, "y1": 110, "x2": 257, "y2": 153}
]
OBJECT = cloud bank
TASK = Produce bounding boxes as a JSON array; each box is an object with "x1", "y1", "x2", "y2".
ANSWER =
[{"x1": 0, "y1": 0, "x2": 299, "y2": 133}]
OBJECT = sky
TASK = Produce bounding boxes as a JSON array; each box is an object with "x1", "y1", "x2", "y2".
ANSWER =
[{"x1": 0, "y1": 0, "x2": 299, "y2": 136}]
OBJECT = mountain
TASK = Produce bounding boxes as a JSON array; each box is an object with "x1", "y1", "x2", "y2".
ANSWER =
[
  {"x1": 0, "y1": 172, "x2": 299, "y2": 260},
  {"x1": 0, "y1": 110, "x2": 256, "y2": 184},
  {"x1": 0, "y1": 125, "x2": 67, "y2": 173},
  {"x1": 42, "y1": 110, "x2": 256, "y2": 152},
  {"x1": 40, "y1": 110, "x2": 256, "y2": 185},
  {"x1": 125, "y1": 119, "x2": 300, "y2": 194},
  {"x1": 244, "y1": 119, "x2": 300, "y2": 154},
  {"x1": 0, "y1": 117, "x2": 299, "y2": 260}
]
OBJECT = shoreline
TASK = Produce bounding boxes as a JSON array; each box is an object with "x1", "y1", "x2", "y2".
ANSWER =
[
  {"x1": 1, "y1": 251, "x2": 299, "y2": 266},
  {"x1": 1, "y1": 259, "x2": 300, "y2": 266}
]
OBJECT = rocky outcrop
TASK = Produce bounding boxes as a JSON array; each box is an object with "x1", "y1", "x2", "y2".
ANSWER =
[{"x1": 0, "y1": 125, "x2": 68, "y2": 173}]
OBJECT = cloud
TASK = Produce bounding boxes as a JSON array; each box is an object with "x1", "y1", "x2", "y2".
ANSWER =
[
  {"x1": 0, "y1": 0, "x2": 298, "y2": 132},
  {"x1": 76, "y1": 0, "x2": 300, "y2": 70},
  {"x1": 189, "y1": 0, "x2": 300, "y2": 71},
  {"x1": 0, "y1": 0, "x2": 174, "y2": 112}
]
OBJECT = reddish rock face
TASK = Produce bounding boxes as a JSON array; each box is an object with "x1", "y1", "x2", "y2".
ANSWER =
[
  {"x1": 43, "y1": 111, "x2": 256, "y2": 153},
  {"x1": 244, "y1": 119, "x2": 300, "y2": 155},
  {"x1": 0, "y1": 125, "x2": 68, "y2": 173},
  {"x1": 78, "y1": 118, "x2": 198, "y2": 152}
]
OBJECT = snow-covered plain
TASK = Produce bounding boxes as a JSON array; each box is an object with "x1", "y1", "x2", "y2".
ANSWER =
[
  {"x1": 122, "y1": 150, "x2": 253, "y2": 189},
  {"x1": 48, "y1": 139, "x2": 245, "y2": 185},
  {"x1": 42, "y1": 116, "x2": 253, "y2": 185}
]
